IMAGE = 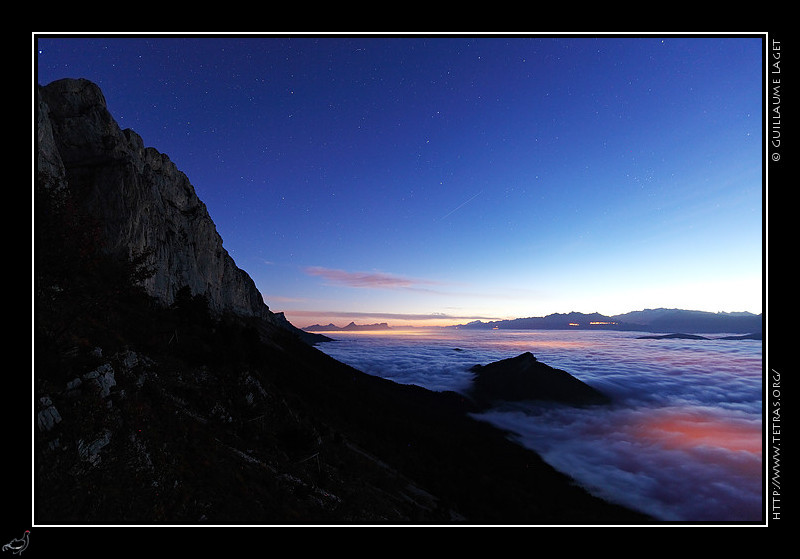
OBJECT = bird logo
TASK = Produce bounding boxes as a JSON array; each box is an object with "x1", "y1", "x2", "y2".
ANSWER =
[{"x1": 2, "y1": 531, "x2": 29, "y2": 555}]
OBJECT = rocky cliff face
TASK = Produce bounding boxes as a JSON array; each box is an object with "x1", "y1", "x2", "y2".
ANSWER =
[{"x1": 37, "y1": 78, "x2": 274, "y2": 322}]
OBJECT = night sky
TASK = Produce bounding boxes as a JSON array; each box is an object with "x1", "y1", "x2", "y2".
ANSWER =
[{"x1": 35, "y1": 34, "x2": 764, "y2": 328}]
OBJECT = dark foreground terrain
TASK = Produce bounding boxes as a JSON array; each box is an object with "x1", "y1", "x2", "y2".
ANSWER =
[{"x1": 33, "y1": 236, "x2": 650, "y2": 526}]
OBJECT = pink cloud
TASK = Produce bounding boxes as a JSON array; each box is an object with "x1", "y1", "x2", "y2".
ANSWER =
[{"x1": 304, "y1": 266, "x2": 438, "y2": 290}]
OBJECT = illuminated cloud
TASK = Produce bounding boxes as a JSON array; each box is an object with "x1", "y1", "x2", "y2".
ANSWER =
[
  {"x1": 304, "y1": 266, "x2": 441, "y2": 291},
  {"x1": 310, "y1": 328, "x2": 762, "y2": 521}
]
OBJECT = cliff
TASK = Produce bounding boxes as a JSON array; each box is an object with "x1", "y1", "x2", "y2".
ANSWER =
[
  {"x1": 32, "y1": 78, "x2": 650, "y2": 528},
  {"x1": 38, "y1": 78, "x2": 287, "y2": 327}
]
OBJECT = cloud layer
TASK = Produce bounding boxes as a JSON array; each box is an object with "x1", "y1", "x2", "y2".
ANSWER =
[{"x1": 317, "y1": 329, "x2": 764, "y2": 522}]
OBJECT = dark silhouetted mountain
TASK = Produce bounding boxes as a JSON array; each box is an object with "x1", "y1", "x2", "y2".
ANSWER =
[
  {"x1": 304, "y1": 322, "x2": 392, "y2": 332},
  {"x1": 449, "y1": 309, "x2": 762, "y2": 334},
  {"x1": 637, "y1": 332, "x2": 762, "y2": 341},
  {"x1": 33, "y1": 78, "x2": 650, "y2": 526},
  {"x1": 37, "y1": 78, "x2": 328, "y2": 346},
  {"x1": 717, "y1": 332, "x2": 762, "y2": 340},
  {"x1": 304, "y1": 323, "x2": 341, "y2": 331},
  {"x1": 612, "y1": 308, "x2": 762, "y2": 334},
  {"x1": 636, "y1": 333, "x2": 710, "y2": 340},
  {"x1": 469, "y1": 352, "x2": 612, "y2": 409},
  {"x1": 450, "y1": 312, "x2": 632, "y2": 331}
]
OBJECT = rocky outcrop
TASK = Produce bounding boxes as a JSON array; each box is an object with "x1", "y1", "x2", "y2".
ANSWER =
[
  {"x1": 718, "y1": 332, "x2": 762, "y2": 340},
  {"x1": 37, "y1": 78, "x2": 275, "y2": 323},
  {"x1": 469, "y1": 352, "x2": 611, "y2": 408},
  {"x1": 636, "y1": 333, "x2": 709, "y2": 340},
  {"x1": 636, "y1": 332, "x2": 762, "y2": 341}
]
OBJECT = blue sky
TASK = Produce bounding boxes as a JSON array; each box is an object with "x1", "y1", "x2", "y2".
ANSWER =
[{"x1": 35, "y1": 33, "x2": 764, "y2": 327}]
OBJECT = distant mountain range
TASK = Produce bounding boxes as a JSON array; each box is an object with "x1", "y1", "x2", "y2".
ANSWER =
[
  {"x1": 304, "y1": 321, "x2": 392, "y2": 332},
  {"x1": 452, "y1": 309, "x2": 763, "y2": 334},
  {"x1": 451, "y1": 308, "x2": 763, "y2": 334},
  {"x1": 305, "y1": 308, "x2": 763, "y2": 335}
]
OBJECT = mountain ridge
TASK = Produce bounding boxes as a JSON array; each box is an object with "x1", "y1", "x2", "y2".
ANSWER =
[
  {"x1": 304, "y1": 321, "x2": 392, "y2": 332},
  {"x1": 443, "y1": 308, "x2": 762, "y2": 334},
  {"x1": 303, "y1": 308, "x2": 762, "y2": 335}
]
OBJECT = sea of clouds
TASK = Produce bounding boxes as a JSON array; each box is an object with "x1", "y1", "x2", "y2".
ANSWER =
[{"x1": 317, "y1": 329, "x2": 763, "y2": 522}]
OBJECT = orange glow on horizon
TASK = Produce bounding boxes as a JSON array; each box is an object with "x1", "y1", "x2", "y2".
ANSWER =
[
  {"x1": 300, "y1": 326, "x2": 448, "y2": 336},
  {"x1": 285, "y1": 314, "x2": 505, "y2": 330}
]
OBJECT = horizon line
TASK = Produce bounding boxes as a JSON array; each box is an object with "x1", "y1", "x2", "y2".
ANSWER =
[{"x1": 284, "y1": 306, "x2": 763, "y2": 330}]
